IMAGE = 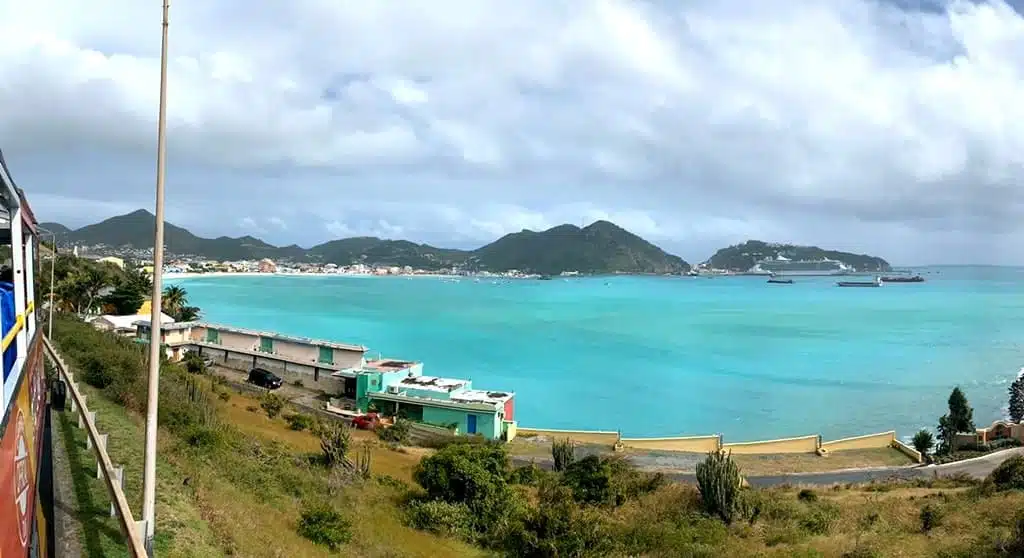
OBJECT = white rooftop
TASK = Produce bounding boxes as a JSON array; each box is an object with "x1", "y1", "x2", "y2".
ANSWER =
[
  {"x1": 450, "y1": 389, "x2": 513, "y2": 406},
  {"x1": 398, "y1": 375, "x2": 468, "y2": 393},
  {"x1": 99, "y1": 312, "x2": 174, "y2": 330}
]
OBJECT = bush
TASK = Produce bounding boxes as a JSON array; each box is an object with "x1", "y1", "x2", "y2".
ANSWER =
[
  {"x1": 296, "y1": 503, "x2": 352, "y2": 550},
  {"x1": 376, "y1": 418, "x2": 411, "y2": 445},
  {"x1": 183, "y1": 352, "x2": 206, "y2": 374},
  {"x1": 293, "y1": 379, "x2": 304, "y2": 387},
  {"x1": 987, "y1": 455, "x2": 1024, "y2": 491},
  {"x1": 217, "y1": 391, "x2": 230, "y2": 402},
  {"x1": 246, "y1": 405, "x2": 258, "y2": 413},
  {"x1": 990, "y1": 438, "x2": 1022, "y2": 450},
  {"x1": 696, "y1": 451, "x2": 743, "y2": 524},
  {"x1": 259, "y1": 392, "x2": 285, "y2": 419},
  {"x1": 562, "y1": 455, "x2": 617, "y2": 506},
  {"x1": 799, "y1": 502, "x2": 840, "y2": 535},
  {"x1": 405, "y1": 500, "x2": 474, "y2": 540},
  {"x1": 506, "y1": 480, "x2": 613, "y2": 557},
  {"x1": 797, "y1": 488, "x2": 818, "y2": 502},
  {"x1": 285, "y1": 413, "x2": 313, "y2": 431},
  {"x1": 920, "y1": 503, "x2": 944, "y2": 533},
  {"x1": 552, "y1": 438, "x2": 576, "y2": 472},
  {"x1": 509, "y1": 462, "x2": 545, "y2": 486}
]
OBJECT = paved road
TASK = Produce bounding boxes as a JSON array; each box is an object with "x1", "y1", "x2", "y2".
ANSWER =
[{"x1": 514, "y1": 447, "x2": 1024, "y2": 487}]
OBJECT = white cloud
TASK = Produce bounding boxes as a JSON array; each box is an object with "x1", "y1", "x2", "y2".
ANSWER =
[{"x1": 2, "y1": 0, "x2": 1024, "y2": 263}]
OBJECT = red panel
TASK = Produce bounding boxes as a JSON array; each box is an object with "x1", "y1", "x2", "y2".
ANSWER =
[
  {"x1": 503, "y1": 397, "x2": 514, "y2": 422},
  {"x1": 16, "y1": 189, "x2": 38, "y2": 236},
  {"x1": 0, "y1": 334, "x2": 46, "y2": 557}
]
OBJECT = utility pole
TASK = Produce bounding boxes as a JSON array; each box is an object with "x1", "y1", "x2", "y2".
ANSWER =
[{"x1": 141, "y1": 0, "x2": 170, "y2": 554}]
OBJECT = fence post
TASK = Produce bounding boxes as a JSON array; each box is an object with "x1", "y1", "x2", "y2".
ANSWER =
[
  {"x1": 96, "y1": 433, "x2": 108, "y2": 480},
  {"x1": 111, "y1": 466, "x2": 124, "y2": 517}
]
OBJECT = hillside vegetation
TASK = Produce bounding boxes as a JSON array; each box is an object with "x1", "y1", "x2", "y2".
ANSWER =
[
  {"x1": 50, "y1": 315, "x2": 1024, "y2": 557},
  {"x1": 706, "y1": 240, "x2": 891, "y2": 272},
  {"x1": 51, "y1": 211, "x2": 689, "y2": 274}
]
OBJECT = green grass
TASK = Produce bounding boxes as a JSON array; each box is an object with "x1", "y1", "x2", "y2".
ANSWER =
[{"x1": 56, "y1": 384, "x2": 224, "y2": 557}]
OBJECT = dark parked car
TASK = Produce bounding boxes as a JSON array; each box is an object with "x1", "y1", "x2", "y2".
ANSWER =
[{"x1": 247, "y1": 367, "x2": 283, "y2": 390}]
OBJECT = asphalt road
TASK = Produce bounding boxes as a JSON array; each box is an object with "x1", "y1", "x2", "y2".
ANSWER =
[{"x1": 514, "y1": 447, "x2": 1024, "y2": 487}]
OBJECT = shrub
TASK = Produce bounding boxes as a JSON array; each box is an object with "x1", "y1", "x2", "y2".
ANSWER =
[
  {"x1": 920, "y1": 503, "x2": 944, "y2": 533},
  {"x1": 217, "y1": 391, "x2": 230, "y2": 402},
  {"x1": 696, "y1": 451, "x2": 743, "y2": 524},
  {"x1": 293, "y1": 379, "x2": 304, "y2": 387},
  {"x1": 183, "y1": 351, "x2": 205, "y2": 374},
  {"x1": 987, "y1": 455, "x2": 1024, "y2": 491},
  {"x1": 990, "y1": 438, "x2": 1022, "y2": 450},
  {"x1": 259, "y1": 392, "x2": 284, "y2": 419},
  {"x1": 297, "y1": 503, "x2": 352, "y2": 550},
  {"x1": 246, "y1": 405, "x2": 258, "y2": 413},
  {"x1": 797, "y1": 488, "x2": 818, "y2": 502},
  {"x1": 509, "y1": 462, "x2": 545, "y2": 486},
  {"x1": 376, "y1": 418, "x2": 411, "y2": 445},
  {"x1": 912, "y1": 429, "x2": 934, "y2": 457},
  {"x1": 562, "y1": 454, "x2": 617, "y2": 506},
  {"x1": 405, "y1": 500, "x2": 474, "y2": 540},
  {"x1": 552, "y1": 437, "x2": 576, "y2": 472},
  {"x1": 285, "y1": 413, "x2": 313, "y2": 431},
  {"x1": 506, "y1": 480, "x2": 613, "y2": 557},
  {"x1": 319, "y1": 421, "x2": 352, "y2": 468},
  {"x1": 799, "y1": 502, "x2": 840, "y2": 535}
]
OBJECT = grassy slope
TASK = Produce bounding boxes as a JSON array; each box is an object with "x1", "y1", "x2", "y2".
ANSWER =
[{"x1": 59, "y1": 382, "x2": 485, "y2": 558}]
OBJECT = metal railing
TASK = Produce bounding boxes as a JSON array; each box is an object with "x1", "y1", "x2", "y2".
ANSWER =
[{"x1": 42, "y1": 335, "x2": 148, "y2": 557}]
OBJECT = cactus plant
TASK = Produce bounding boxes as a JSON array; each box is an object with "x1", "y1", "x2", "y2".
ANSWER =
[
  {"x1": 696, "y1": 450, "x2": 743, "y2": 524},
  {"x1": 320, "y1": 421, "x2": 353, "y2": 468},
  {"x1": 552, "y1": 437, "x2": 576, "y2": 472}
]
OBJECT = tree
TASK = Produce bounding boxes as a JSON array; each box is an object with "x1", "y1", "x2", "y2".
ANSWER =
[
  {"x1": 1010, "y1": 376, "x2": 1024, "y2": 423},
  {"x1": 176, "y1": 305, "x2": 201, "y2": 322},
  {"x1": 912, "y1": 429, "x2": 934, "y2": 458},
  {"x1": 102, "y1": 285, "x2": 145, "y2": 315},
  {"x1": 162, "y1": 285, "x2": 188, "y2": 317},
  {"x1": 947, "y1": 387, "x2": 975, "y2": 433}
]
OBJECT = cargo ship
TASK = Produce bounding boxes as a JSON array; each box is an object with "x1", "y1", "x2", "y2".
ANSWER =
[
  {"x1": 880, "y1": 275, "x2": 924, "y2": 283},
  {"x1": 837, "y1": 277, "x2": 883, "y2": 288},
  {"x1": 0, "y1": 149, "x2": 46, "y2": 558}
]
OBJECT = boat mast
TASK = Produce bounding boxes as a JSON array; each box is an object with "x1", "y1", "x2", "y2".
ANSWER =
[{"x1": 142, "y1": 0, "x2": 170, "y2": 554}]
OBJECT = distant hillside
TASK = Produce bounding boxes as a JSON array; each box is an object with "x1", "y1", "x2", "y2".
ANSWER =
[
  {"x1": 53, "y1": 210, "x2": 688, "y2": 274},
  {"x1": 706, "y1": 240, "x2": 890, "y2": 272},
  {"x1": 37, "y1": 222, "x2": 72, "y2": 235},
  {"x1": 473, "y1": 221, "x2": 689, "y2": 274}
]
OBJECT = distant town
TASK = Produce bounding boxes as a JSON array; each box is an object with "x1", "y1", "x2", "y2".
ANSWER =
[{"x1": 67, "y1": 243, "x2": 582, "y2": 279}]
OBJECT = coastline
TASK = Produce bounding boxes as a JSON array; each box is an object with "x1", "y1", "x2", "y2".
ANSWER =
[{"x1": 163, "y1": 271, "x2": 460, "y2": 280}]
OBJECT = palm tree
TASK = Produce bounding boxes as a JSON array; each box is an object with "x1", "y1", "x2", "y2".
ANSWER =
[
  {"x1": 161, "y1": 285, "x2": 188, "y2": 317},
  {"x1": 176, "y1": 306, "x2": 200, "y2": 322}
]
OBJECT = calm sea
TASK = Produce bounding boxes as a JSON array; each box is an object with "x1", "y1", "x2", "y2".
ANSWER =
[{"x1": 170, "y1": 267, "x2": 1024, "y2": 442}]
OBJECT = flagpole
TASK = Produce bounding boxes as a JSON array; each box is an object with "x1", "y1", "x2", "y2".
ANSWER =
[{"x1": 142, "y1": 0, "x2": 170, "y2": 554}]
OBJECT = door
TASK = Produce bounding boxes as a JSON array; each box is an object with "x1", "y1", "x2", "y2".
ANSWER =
[
  {"x1": 318, "y1": 346, "x2": 333, "y2": 364},
  {"x1": 259, "y1": 336, "x2": 274, "y2": 353},
  {"x1": 466, "y1": 414, "x2": 477, "y2": 435},
  {"x1": 206, "y1": 328, "x2": 219, "y2": 344}
]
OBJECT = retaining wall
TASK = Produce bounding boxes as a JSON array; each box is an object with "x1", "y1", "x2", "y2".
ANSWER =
[
  {"x1": 892, "y1": 439, "x2": 923, "y2": 463},
  {"x1": 196, "y1": 344, "x2": 345, "y2": 395},
  {"x1": 621, "y1": 435, "x2": 721, "y2": 453},
  {"x1": 516, "y1": 427, "x2": 620, "y2": 446},
  {"x1": 722, "y1": 434, "x2": 821, "y2": 455},
  {"x1": 820, "y1": 431, "x2": 896, "y2": 452}
]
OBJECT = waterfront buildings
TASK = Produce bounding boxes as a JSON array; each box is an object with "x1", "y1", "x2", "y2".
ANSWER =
[{"x1": 132, "y1": 320, "x2": 516, "y2": 440}]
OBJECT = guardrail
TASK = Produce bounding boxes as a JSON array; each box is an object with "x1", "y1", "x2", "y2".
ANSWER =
[{"x1": 42, "y1": 335, "x2": 148, "y2": 557}]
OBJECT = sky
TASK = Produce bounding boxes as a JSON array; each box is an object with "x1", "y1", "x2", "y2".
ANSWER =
[{"x1": 1, "y1": 0, "x2": 1023, "y2": 265}]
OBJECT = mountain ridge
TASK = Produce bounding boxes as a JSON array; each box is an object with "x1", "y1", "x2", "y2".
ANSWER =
[{"x1": 50, "y1": 210, "x2": 691, "y2": 274}]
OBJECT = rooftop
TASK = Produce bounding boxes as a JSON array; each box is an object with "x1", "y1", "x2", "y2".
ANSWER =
[
  {"x1": 450, "y1": 389, "x2": 514, "y2": 406},
  {"x1": 364, "y1": 358, "x2": 419, "y2": 373},
  {"x1": 398, "y1": 375, "x2": 468, "y2": 393},
  {"x1": 100, "y1": 312, "x2": 174, "y2": 330}
]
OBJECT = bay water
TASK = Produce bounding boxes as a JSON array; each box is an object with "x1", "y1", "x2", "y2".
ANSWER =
[{"x1": 172, "y1": 266, "x2": 1024, "y2": 442}]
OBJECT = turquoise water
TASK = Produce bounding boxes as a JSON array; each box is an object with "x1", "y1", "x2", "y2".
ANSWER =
[{"x1": 171, "y1": 267, "x2": 1024, "y2": 441}]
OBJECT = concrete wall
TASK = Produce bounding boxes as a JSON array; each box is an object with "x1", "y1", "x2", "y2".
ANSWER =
[
  {"x1": 722, "y1": 434, "x2": 820, "y2": 455},
  {"x1": 820, "y1": 431, "x2": 896, "y2": 452},
  {"x1": 517, "y1": 427, "x2": 620, "y2": 446},
  {"x1": 418, "y1": 405, "x2": 502, "y2": 440},
  {"x1": 892, "y1": 439, "x2": 923, "y2": 463},
  {"x1": 621, "y1": 435, "x2": 721, "y2": 453},
  {"x1": 195, "y1": 344, "x2": 345, "y2": 395}
]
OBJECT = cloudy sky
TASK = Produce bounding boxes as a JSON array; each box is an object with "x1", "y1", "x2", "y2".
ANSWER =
[{"x1": 1, "y1": 0, "x2": 1023, "y2": 265}]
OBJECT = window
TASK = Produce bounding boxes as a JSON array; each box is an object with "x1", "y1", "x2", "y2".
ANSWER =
[
  {"x1": 318, "y1": 346, "x2": 333, "y2": 364},
  {"x1": 259, "y1": 336, "x2": 274, "y2": 353},
  {"x1": 205, "y1": 328, "x2": 219, "y2": 344}
]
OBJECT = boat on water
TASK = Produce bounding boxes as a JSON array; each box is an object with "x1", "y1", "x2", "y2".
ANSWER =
[
  {"x1": 767, "y1": 278, "x2": 794, "y2": 284},
  {"x1": 880, "y1": 275, "x2": 925, "y2": 283},
  {"x1": 748, "y1": 255, "x2": 854, "y2": 277},
  {"x1": 837, "y1": 277, "x2": 882, "y2": 288}
]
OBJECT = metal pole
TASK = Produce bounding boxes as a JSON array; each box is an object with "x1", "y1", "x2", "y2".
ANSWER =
[
  {"x1": 48, "y1": 230, "x2": 55, "y2": 339},
  {"x1": 142, "y1": 0, "x2": 170, "y2": 554}
]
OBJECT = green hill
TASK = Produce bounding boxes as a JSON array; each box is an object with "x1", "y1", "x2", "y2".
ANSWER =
[
  {"x1": 473, "y1": 220, "x2": 689, "y2": 274},
  {"x1": 706, "y1": 240, "x2": 890, "y2": 272},
  {"x1": 52, "y1": 210, "x2": 688, "y2": 274}
]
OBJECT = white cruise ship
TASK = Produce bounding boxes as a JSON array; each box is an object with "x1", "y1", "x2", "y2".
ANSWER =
[{"x1": 748, "y1": 255, "x2": 853, "y2": 276}]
